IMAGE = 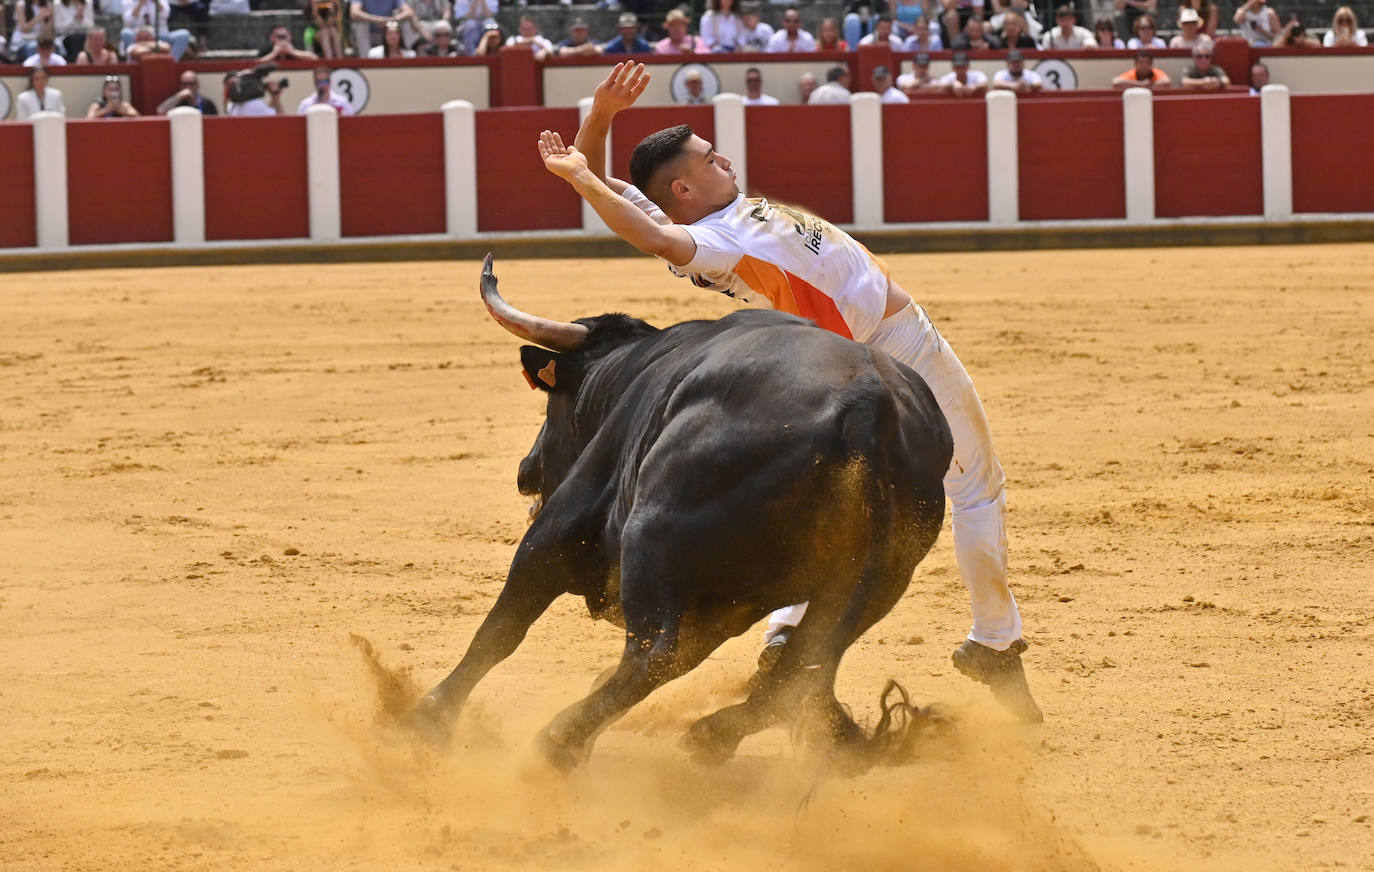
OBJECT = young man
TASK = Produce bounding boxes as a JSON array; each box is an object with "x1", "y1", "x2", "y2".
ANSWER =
[
  {"x1": 1112, "y1": 50, "x2": 1171, "y2": 89},
  {"x1": 991, "y1": 50, "x2": 1043, "y2": 94},
  {"x1": 539, "y1": 62, "x2": 1043, "y2": 722}
]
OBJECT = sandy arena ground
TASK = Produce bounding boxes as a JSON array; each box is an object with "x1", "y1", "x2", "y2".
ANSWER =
[{"x1": 2, "y1": 245, "x2": 1372, "y2": 871}]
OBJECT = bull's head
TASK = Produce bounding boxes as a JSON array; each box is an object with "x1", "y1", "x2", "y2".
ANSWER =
[{"x1": 479, "y1": 255, "x2": 657, "y2": 520}]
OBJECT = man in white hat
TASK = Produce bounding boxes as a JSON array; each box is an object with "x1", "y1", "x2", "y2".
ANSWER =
[
  {"x1": 1169, "y1": 7, "x2": 1213, "y2": 50},
  {"x1": 656, "y1": 9, "x2": 707, "y2": 54}
]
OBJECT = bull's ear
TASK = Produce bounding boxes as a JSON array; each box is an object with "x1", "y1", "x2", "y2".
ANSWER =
[{"x1": 519, "y1": 346, "x2": 562, "y2": 392}]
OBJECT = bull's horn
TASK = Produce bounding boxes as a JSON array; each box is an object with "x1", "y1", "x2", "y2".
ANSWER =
[{"x1": 479, "y1": 253, "x2": 589, "y2": 353}]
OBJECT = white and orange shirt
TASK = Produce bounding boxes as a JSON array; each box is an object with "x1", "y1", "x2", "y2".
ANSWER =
[{"x1": 624, "y1": 188, "x2": 892, "y2": 343}]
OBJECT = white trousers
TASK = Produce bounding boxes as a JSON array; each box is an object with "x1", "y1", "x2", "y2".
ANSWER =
[{"x1": 764, "y1": 303, "x2": 1023, "y2": 651}]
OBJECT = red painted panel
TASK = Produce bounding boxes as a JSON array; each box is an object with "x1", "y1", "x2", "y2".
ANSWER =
[
  {"x1": 66, "y1": 119, "x2": 173, "y2": 245},
  {"x1": 746, "y1": 105, "x2": 852, "y2": 223},
  {"x1": 339, "y1": 113, "x2": 446, "y2": 238},
  {"x1": 1018, "y1": 99, "x2": 1124, "y2": 221},
  {"x1": 0, "y1": 125, "x2": 36, "y2": 248},
  {"x1": 203, "y1": 116, "x2": 310, "y2": 241},
  {"x1": 1291, "y1": 93, "x2": 1374, "y2": 214},
  {"x1": 609, "y1": 106, "x2": 715, "y2": 186},
  {"x1": 882, "y1": 101, "x2": 987, "y2": 223},
  {"x1": 475, "y1": 107, "x2": 581, "y2": 232},
  {"x1": 1153, "y1": 97, "x2": 1262, "y2": 218}
]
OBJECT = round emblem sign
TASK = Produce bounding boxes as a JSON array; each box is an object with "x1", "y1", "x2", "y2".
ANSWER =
[
  {"x1": 669, "y1": 64, "x2": 721, "y2": 104},
  {"x1": 329, "y1": 68, "x2": 371, "y2": 115},
  {"x1": 1033, "y1": 58, "x2": 1078, "y2": 91}
]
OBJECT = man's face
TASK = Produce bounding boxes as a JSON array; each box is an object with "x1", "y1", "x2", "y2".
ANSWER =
[
  {"x1": 1135, "y1": 55, "x2": 1153, "y2": 76},
  {"x1": 783, "y1": 11, "x2": 800, "y2": 34},
  {"x1": 434, "y1": 29, "x2": 452, "y2": 46},
  {"x1": 519, "y1": 18, "x2": 537, "y2": 37},
  {"x1": 875, "y1": 20, "x2": 891, "y2": 41},
  {"x1": 1251, "y1": 64, "x2": 1268, "y2": 87},
  {"x1": 914, "y1": 20, "x2": 930, "y2": 39},
  {"x1": 273, "y1": 28, "x2": 290, "y2": 44},
  {"x1": 1193, "y1": 48, "x2": 1212, "y2": 70},
  {"x1": 837, "y1": 71, "x2": 851, "y2": 89},
  {"x1": 619, "y1": 24, "x2": 638, "y2": 41},
  {"x1": 569, "y1": 25, "x2": 588, "y2": 44},
  {"x1": 799, "y1": 75, "x2": 816, "y2": 100},
  {"x1": 954, "y1": 64, "x2": 969, "y2": 83},
  {"x1": 667, "y1": 19, "x2": 687, "y2": 37},
  {"x1": 180, "y1": 73, "x2": 199, "y2": 92},
  {"x1": 913, "y1": 62, "x2": 929, "y2": 80},
  {"x1": 1004, "y1": 16, "x2": 1022, "y2": 39},
  {"x1": 745, "y1": 71, "x2": 762, "y2": 95},
  {"x1": 742, "y1": 13, "x2": 758, "y2": 27},
  {"x1": 315, "y1": 73, "x2": 331, "y2": 93},
  {"x1": 1057, "y1": 13, "x2": 1074, "y2": 32},
  {"x1": 1007, "y1": 57, "x2": 1023, "y2": 75},
  {"x1": 686, "y1": 78, "x2": 702, "y2": 97},
  {"x1": 1181, "y1": 20, "x2": 1198, "y2": 36},
  {"x1": 673, "y1": 135, "x2": 739, "y2": 206},
  {"x1": 873, "y1": 73, "x2": 890, "y2": 91},
  {"x1": 965, "y1": 19, "x2": 983, "y2": 40}
]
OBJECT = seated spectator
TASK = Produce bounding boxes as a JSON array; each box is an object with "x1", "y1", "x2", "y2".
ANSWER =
[
  {"x1": 127, "y1": 26, "x2": 172, "y2": 58},
  {"x1": 1126, "y1": 14, "x2": 1164, "y2": 49},
  {"x1": 1093, "y1": 18, "x2": 1123, "y2": 48},
  {"x1": 1041, "y1": 5, "x2": 1096, "y2": 48},
  {"x1": 999, "y1": 11, "x2": 1037, "y2": 48},
  {"x1": 604, "y1": 13, "x2": 652, "y2": 54},
  {"x1": 1112, "y1": 0, "x2": 1156, "y2": 38},
  {"x1": 158, "y1": 69, "x2": 219, "y2": 113},
  {"x1": 1325, "y1": 7, "x2": 1367, "y2": 46},
  {"x1": 1273, "y1": 14, "x2": 1319, "y2": 47},
  {"x1": 370, "y1": 19, "x2": 416, "y2": 56},
  {"x1": 1178, "y1": 0, "x2": 1218, "y2": 37},
  {"x1": 74, "y1": 28, "x2": 119, "y2": 63},
  {"x1": 902, "y1": 17, "x2": 943, "y2": 51},
  {"x1": 937, "y1": 51, "x2": 988, "y2": 97},
  {"x1": 860, "y1": 16, "x2": 907, "y2": 48},
  {"x1": 167, "y1": 0, "x2": 209, "y2": 56},
  {"x1": 556, "y1": 18, "x2": 602, "y2": 56},
  {"x1": 891, "y1": 0, "x2": 939, "y2": 39},
  {"x1": 1168, "y1": 8, "x2": 1210, "y2": 50},
  {"x1": 1112, "y1": 48, "x2": 1170, "y2": 87},
  {"x1": 681, "y1": 67, "x2": 708, "y2": 103},
  {"x1": 506, "y1": 15, "x2": 554, "y2": 60},
  {"x1": 1179, "y1": 42, "x2": 1230, "y2": 89},
  {"x1": 23, "y1": 35, "x2": 69, "y2": 67},
  {"x1": 807, "y1": 64, "x2": 851, "y2": 104},
  {"x1": 741, "y1": 66, "x2": 779, "y2": 104},
  {"x1": 12, "y1": 0, "x2": 52, "y2": 63},
  {"x1": 991, "y1": 0, "x2": 1044, "y2": 42},
  {"x1": 1248, "y1": 61, "x2": 1268, "y2": 94},
  {"x1": 350, "y1": 0, "x2": 415, "y2": 58},
  {"x1": 952, "y1": 16, "x2": 1003, "y2": 49},
  {"x1": 261, "y1": 25, "x2": 320, "y2": 61},
  {"x1": 472, "y1": 21, "x2": 502, "y2": 56},
  {"x1": 54, "y1": 0, "x2": 96, "y2": 61},
  {"x1": 309, "y1": 0, "x2": 345, "y2": 59},
  {"x1": 798, "y1": 71, "x2": 817, "y2": 103},
  {"x1": 88, "y1": 75, "x2": 140, "y2": 117},
  {"x1": 940, "y1": 0, "x2": 987, "y2": 48},
  {"x1": 656, "y1": 9, "x2": 707, "y2": 54},
  {"x1": 991, "y1": 49, "x2": 1042, "y2": 92},
  {"x1": 297, "y1": 65, "x2": 352, "y2": 113},
  {"x1": 736, "y1": 2, "x2": 774, "y2": 51},
  {"x1": 816, "y1": 17, "x2": 847, "y2": 50},
  {"x1": 225, "y1": 71, "x2": 283, "y2": 116},
  {"x1": 767, "y1": 7, "x2": 815, "y2": 52},
  {"x1": 17, "y1": 66, "x2": 66, "y2": 119},
  {"x1": 454, "y1": 0, "x2": 497, "y2": 55},
  {"x1": 422, "y1": 19, "x2": 460, "y2": 56},
  {"x1": 122, "y1": 0, "x2": 192, "y2": 60},
  {"x1": 1234, "y1": 0, "x2": 1279, "y2": 46},
  {"x1": 901, "y1": 51, "x2": 938, "y2": 92},
  {"x1": 872, "y1": 64, "x2": 909, "y2": 103},
  {"x1": 407, "y1": 0, "x2": 447, "y2": 49},
  {"x1": 700, "y1": 0, "x2": 742, "y2": 52}
]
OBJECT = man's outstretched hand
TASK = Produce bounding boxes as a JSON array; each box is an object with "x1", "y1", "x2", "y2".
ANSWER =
[
  {"x1": 538, "y1": 130, "x2": 589, "y2": 181},
  {"x1": 592, "y1": 62, "x2": 651, "y2": 115}
]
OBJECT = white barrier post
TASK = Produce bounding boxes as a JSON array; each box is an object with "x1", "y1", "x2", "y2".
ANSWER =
[
  {"x1": 305, "y1": 103, "x2": 341, "y2": 242},
  {"x1": 31, "y1": 112, "x2": 68, "y2": 249},
  {"x1": 1260, "y1": 84, "x2": 1293, "y2": 221},
  {"x1": 848, "y1": 91, "x2": 882, "y2": 227},
  {"x1": 168, "y1": 107, "x2": 205, "y2": 244},
  {"x1": 576, "y1": 96, "x2": 610, "y2": 234},
  {"x1": 713, "y1": 92, "x2": 748, "y2": 199},
  {"x1": 985, "y1": 90, "x2": 1018, "y2": 225},
  {"x1": 1122, "y1": 87, "x2": 1155, "y2": 223},
  {"x1": 442, "y1": 99, "x2": 477, "y2": 238}
]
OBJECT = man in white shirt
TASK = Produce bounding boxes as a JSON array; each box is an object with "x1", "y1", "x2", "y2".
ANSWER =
[
  {"x1": 857, "y1": 16, "x2": 904, "y2": 48},
  {"x1": 991, "y1": 50, "x2": 1043, "y2": 94},
  {"x1": 871, "y1": 65, "x2": 908, "y2": 103},
  {"x1": 807, "y1": 65, "x2": 851, "y2": 104},
  {"x1": 22, "y1": 36, "x2": 68, "y2": 67},
  {"x1": 741, "y1": 67, "x2": 779, "y2": 105},
  {"x1": 766, "y1": 6, "x2": 815, "y2": 52},
  {"x1": 737, "y1": 2, "x2": 774, "y2": 51},
  {"x1": 297, "y1": 66, "x2": 354, "y2": 115},
  {"x1": 936, "y1": 51, "x2": 988, "y2": 97},
  {"x1": 1040, "y1": 3, "x2": 1097, "y2": 49},
  {"x1": 545, "y1": 62, "x2": 1044, "y2": 725}
]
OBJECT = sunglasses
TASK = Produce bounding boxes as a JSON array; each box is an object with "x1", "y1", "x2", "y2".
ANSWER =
[{"x1": 1195, "y1": 52, "x2": 1212, "y2": 57}]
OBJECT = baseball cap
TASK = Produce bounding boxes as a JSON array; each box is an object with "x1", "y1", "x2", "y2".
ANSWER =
[
  {"x1": 570, "y1": 17, "x2": 588, "y2": 29},
  {"x1": 914, "y1": 51, "x2": 930, "y2": 65},
  {"x1": 872, "y1": 64, "x2": 891, "y2": 77},
  {"x1": 952, "y1": 51, "x2": 969, "y2": 66},
  {"x1": 1178, "y1": 8, "x2": 1200, "y2": 24},
  {"x1": 618, "y1": 11, "x2": 638, "y2": 25},
  {"x1": 1006, "y1": 49, "x2": 1023, "y2": 61}
]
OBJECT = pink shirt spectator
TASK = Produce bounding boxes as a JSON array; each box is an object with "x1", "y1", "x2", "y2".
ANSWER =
[{"x1": 655, "y1": 33, "x2": 708, "y2": 53}]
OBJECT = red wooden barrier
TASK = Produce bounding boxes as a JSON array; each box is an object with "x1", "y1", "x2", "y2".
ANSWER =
[
  {"x1": 747, "y1": 105, "x2": 852, "y2": 223},
  {"x1": 1153, "y1": 96, "x2": 1262, "y2": 218},
  {"x1": 0, "y1": 124, "x2": 36, "y2": 248},
  {"x1": 475, "y1": 107, "x2": 581, "y2": 232},
  {"x1": 1018, "y1": 98, "x2": 1125, "y2": 221},
  {"x1": 882, "y1": 101, "x2": 988, "y2": 223},
  {"x1": 66, "y1": 119, "x2": 173, "y2": 245},
  {"x1": 1290, "y1": 93, "x2": 1374, "y2": 215},
  {"x1": 339, "y1": 113, "x2": 446, "y2": 238},
  {"x1": 203, "y1": 116, "x2": 310, "y2": 241},
  {"x1": 609, "y1": 105, "x2": 714, "y2": 186}
]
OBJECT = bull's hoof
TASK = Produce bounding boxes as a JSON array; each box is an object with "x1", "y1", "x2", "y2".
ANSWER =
[
  {"x1": 535, "y1": 727, "x2": 582, "y2": 774},
  {"x1": 405, "y1": 695, "x2": 455, "y2": 748},
  {"x1": 680, "y1": 719, "x2": 740, "y2": 766}
]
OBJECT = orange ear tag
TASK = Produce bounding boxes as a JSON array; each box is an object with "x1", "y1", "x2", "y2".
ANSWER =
[
  {"x1": 537, "y1": 360, "x2": 557, "y2": 388},
  {"x1": 521, "y1": 370, "x2": 539, "y2": 390}
]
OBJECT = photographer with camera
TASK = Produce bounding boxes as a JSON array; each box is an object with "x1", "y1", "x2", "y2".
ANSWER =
[
  {"x1": 259, "y1": 25, "x2": 319, "y2": 61},
  {"x1": 88, "y1": 75, "x2": 140, "y2": 118},
  {"x1": 308, "y1": 0, "x2": 344, "y2": 58},
  {"x1": 297, "y1": 65, "x2": 352, "y2": 114},
  {"x1": 1275, "y1": 13, "x2": 1320, "y2": 47},
  {"x1": 157, "y1": 70, "x2": 219, "y2": 114},
  {"x1": 225, "y1": 63, "x2": 287, "y2": 116},
  {"x1": 1233, "y1": 0, "x2": 1279, "y2": 46}
]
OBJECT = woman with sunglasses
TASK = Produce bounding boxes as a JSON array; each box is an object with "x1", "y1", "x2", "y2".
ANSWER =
[
  {"x1": 1126, "y1": 13, "x2": 1164, "y2": 48},
  {"x1": 1324, "y1": 6, "x2": 1367, "y2": 46}
]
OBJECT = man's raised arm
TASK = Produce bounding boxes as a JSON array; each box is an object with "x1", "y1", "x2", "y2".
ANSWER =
[
  {"x1": 573, "y1": 62, "x2": 651, "y2": 196},
  {"x1": 539, "y1": 131, "x2": 696, "y2": 267}
]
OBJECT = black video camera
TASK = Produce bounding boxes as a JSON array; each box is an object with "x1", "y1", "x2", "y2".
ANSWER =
[{"x1": 225, "y1": 62, "x2": 289, "y2": 103}]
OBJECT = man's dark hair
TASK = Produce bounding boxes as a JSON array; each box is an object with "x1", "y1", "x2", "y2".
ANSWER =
[
  {"x1": 629, "y1": 124, "x2": 694, "y2": 202},
  {"x1": 826, "y1": 65, "x2": 847, "y2": 83}
]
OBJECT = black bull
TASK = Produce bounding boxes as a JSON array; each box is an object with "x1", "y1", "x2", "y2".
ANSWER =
[{"x1": 409, "y1": 256, "x2": 954, "y2": 770}]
